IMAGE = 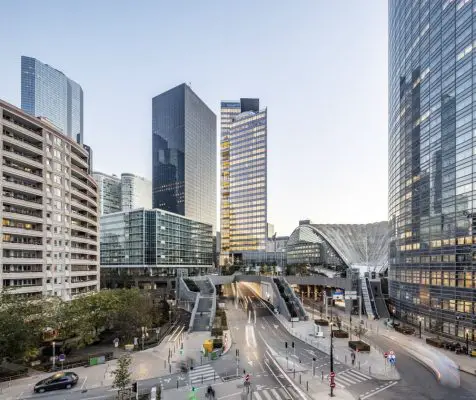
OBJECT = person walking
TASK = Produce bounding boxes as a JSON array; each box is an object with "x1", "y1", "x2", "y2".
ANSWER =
[{"x1": 351, "y1": 351, "x2": 356, "y2": 366}]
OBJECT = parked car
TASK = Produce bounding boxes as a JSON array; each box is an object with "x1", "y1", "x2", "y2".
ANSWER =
[{"x1": 34, "y1": 372, "x2": 79, "y2": 393}]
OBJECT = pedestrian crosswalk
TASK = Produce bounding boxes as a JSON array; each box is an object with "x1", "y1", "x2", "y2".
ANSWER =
[
  {"x1": 330, "y1": 369, "x2": 372, "y2": 387},
  {"x1": 188, "y1": 364, "x2": 220, "y2": 385},
  {"x1": 252, "y1": 386, "x2": 298, "y2": 400}
]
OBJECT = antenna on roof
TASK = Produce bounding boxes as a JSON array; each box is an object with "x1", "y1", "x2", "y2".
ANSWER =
[{"x1": 188, "y1": 82, "x2": 192, "y2": 87}]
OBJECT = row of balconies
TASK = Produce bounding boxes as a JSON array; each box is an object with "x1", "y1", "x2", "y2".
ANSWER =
[
  {"x1": 3, "y1": 160, "x2": 42, "y2": 180},
  {"x1": 2, "y1": 114, "x2": 43, "y2": 138},
  {"x1": 3, "y1": 145, "x2": 43, "y2": 168},
  {"x1": 2, "y1": 128, "x2": 43, "y2": 155}
]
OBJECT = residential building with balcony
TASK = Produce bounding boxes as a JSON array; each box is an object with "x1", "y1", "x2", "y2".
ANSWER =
[{"x1": 0, "y1": 99, "x2": 99, "y2": 300}]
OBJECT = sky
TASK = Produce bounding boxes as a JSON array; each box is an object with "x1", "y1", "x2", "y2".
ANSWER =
[{"x1": 0, "y1": 0, "x2": 388, "y2": 236}]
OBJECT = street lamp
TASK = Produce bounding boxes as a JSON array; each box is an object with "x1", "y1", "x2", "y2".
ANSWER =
[
  {"x1": 329, "y1": 322, "x2": 335, "y2": 397},
  {"x1": 418, "y1": 316, "x2": 422, "y2": 339},
  {"x1": 466, "y1": 329, "x2": 470, "y2": 355},
  {"x1": 169, "y1": 309, "x2": 172, "y2": 324},
  {"x1": 52, "y1": 341, "x2": 56, "y2": 370}
]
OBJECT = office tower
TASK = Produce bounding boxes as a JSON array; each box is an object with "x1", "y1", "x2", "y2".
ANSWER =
[
  {"x1": 120, "y1": 173, "x2": 152, "y2": 211},
  {"x1": 0, "y1": 99, "x2": 99, "y2": 300},
  {"x1": 21, "y1": 56, "x2": 84, "y2": 144},
  {"x1": 93, "y1": 172, "x2": 121, "y2": 215},
  {"x1": 152, "y1": 83, "x2": 216, "y2": 231},
  {"x1": 389, "y1": 0, "x2": 476, "y2": 342},
  {"x1": 220, "y1": 99, "x2": 267, "y2": 264},
  {"x1": 100, "y1": 208, "x2": 213, "y2": 278}
]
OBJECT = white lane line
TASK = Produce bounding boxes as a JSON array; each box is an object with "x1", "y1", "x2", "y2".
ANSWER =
[
  {"x1": 337, "y1": 374, "x2": 358, "y2": 385},
  {"x1": 253, "y1": 391, "x2": 264, "y2": 400},
  {"x1": 349, "y1": 369, "x2": 371, "y2": 380},
  {"x1": 360, "y1": 381, "x2": 398, "y2": 399},
  {"x1": 261, "y1": 389, "x2": 274, "y2": 400},
  {"x1": 81, "y1": 376, "x2": 88, "y2": 389}
]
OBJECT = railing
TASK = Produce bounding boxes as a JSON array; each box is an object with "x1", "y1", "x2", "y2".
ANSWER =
[{"x1": 282, "y1": 276, "x2": 308, "y2": 320}]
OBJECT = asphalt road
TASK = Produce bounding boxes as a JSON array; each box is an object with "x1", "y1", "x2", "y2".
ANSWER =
[
  {"x1": 366, "y1": 331, "x2": 476, "y2": 400},
  {"x1": 235, "y1": 283, "x2": 396, "y2": 399},
  {"x1": 302, "y1": 295, "x2": 476, "y2": 400}
]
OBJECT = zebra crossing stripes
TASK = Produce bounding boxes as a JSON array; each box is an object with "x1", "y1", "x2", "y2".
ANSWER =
[
  {"x1": 253, "y1": 386, "x2": 297, "y2": 400},
  {"x1": 188, "y1": 364, "x2": 220, "y2": 385},
  {"x1": 332, "y1": 369, "x2": 372, "y2": 387}
]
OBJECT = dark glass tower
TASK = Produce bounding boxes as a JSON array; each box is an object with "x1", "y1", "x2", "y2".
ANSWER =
[
  {"x1": 152, "y1": 83, "x2": 216, "y2": 231},
  {"x1": 21, "y1": 56, "x2": 84, "y2": 144},
  {"x1": 389, "y1": 0, "x2": 476, "y2": 343}
]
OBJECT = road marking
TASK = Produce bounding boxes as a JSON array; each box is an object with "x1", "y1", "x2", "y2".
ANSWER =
[
  {"x1": 359, "y1": 381, "x2": 398, "y2": 399},
  {"x1": 81, "y1": 376, "x2": 88, "y2": 390}
]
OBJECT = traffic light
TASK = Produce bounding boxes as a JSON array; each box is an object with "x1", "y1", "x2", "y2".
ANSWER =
[
  {"x1": 180, "y1": 342, "x2": 184, "y2": 355},
  {"x1": 132, "y1": 382, "x2": 138, "y2": 393},
  {"x1": 292, "y1": 342, "x2": 295, "y2": 349},
  {"x1": 285, "y1": 341, "x2": 288, "y2": 348}
]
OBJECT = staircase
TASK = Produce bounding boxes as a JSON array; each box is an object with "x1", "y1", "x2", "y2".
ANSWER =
[
  {"x1": 360, "y1": 276, "x2": 376, "y2": 319},
  {"x1": 192, "y1": 278, "x2": 215, "y2": 331},
  {"x1": 273, "y1": 278, "x2": 307, "y2": 321}
]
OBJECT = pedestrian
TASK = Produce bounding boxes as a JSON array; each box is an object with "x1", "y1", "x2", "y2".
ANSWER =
[{"x1": 351, "y1": 352, "x2": 355, "y2": 366}]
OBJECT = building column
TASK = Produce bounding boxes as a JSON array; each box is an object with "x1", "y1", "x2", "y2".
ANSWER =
[
  {"x1": 307, "y1": 285, "x2": 311, "y2": 298},
  {"x1": 314, "y1": 286, "x2": 318, "y2": 301}
]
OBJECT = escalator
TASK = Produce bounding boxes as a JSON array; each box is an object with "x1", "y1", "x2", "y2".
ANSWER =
[{"x1": 369, "y1": 280, "x2": 389, "y2": 319}]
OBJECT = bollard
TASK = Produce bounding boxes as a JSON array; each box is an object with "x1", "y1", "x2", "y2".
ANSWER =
[
  {"x1": 169, "y1": 364, "x2": 171, "y2": 374},
  {"x1": 307, "y1": 381, "x2": 309, "y2": 391},
  {"x1": 369, "y1": 366, "x2": 371, "y2": 375},
  {"x1": 293, "y1": 369, "x2": 296, "y2": 379},
  {"x1": 358, "y1": 361, "x2": 361, "y2": 370},
  {"x1": 214, "y1": 372, "x2": 216, "y2": 381},
  {"x1": 164, "y1": 360, "x2": 166, "y2": 369},
  {"x1": 177, "y1": 380, "x2": 179, "y2": 389},
  {"x1": 321, "y1": 371, "x2": 324, "y2": 381},
  {"x1": 299, "y1": 374, "x2": 302, "y2": 384},
  {"x1": 345, "y1": 355, "x2": 347, "y2": 364}
]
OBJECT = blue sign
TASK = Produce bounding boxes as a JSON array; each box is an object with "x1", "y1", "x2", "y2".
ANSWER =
[
  {"x1": 58, "y1": 354, "x2": 66, "y2": 362},
  {"x1": 333, "y1": 289, "x2": 344, "y2": 300},
  {"x1": 388, "y1": 354, "x2": 396, "y2": 365}
]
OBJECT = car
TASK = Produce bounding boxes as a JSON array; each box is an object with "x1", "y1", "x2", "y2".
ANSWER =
[{"x1": 34, "y1": 372, "x2": 79, "y2": 393}]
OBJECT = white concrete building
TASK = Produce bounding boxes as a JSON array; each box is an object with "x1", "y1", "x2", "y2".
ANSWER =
[
  {"x1": 120, "y1": 173, "x2": 152, "y2": 211},
  {"x1": 1, "y1": 99, "x2": 100, "y2": 300},
  {"x1": 92, "y1": 172, "x2": 121, "y2": 215}
]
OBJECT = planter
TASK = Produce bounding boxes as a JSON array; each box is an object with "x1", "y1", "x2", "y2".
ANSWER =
[
  {"x1": 332, "y1": 330, "x2": 349, "y2": 339},
  {"x1": 314, "y1": 319, "x2": 329, "y2": 326},
  {"x1": 348, "y1": 340, "x2": 370, "y2": 352},
  {"x1": 395, "y1": 325, "x2": 415, "y2": 335},
  {"x1": 426, "y1": 338, "x2": 444, "y2": 348}
]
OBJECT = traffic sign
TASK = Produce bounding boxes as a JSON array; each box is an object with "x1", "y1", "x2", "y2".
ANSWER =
[
  {"x1": 389, "y1": 350, "x2": 395, "y2": 355},
  {"x1": 330, "y1": 372, "x2": 336, "y2": 378},
  {"x1": 384, "y1": 352, "x2": 388, "y2": 358},
  {"x1": 58, "y1": 354, "x2": 66, "y2": 362}
]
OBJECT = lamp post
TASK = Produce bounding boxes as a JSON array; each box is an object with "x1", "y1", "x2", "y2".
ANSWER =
[
  {"x1": 52, "y1": 341, "x2": 56, "y2": 370},
  {"x1": 466, "y1": 329, "x2": 470, "y2": 355},
  {"x1": 418, "y1": 317, "x2": 422, "y2": 339},
  {"x1": 169, "y1": 310, "x2": 172, "y2": 324},
  {"x1": 330, "y1": 322, "x2": 335, "y2": 397}
]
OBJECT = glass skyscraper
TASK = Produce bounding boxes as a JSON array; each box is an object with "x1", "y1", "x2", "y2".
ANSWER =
[
  {"x1": 152, "y1": 83, "x2": 216, "y2": 231},
  {"x1": 21, "y1": 56, "x2": 84, "y2": 144},
  {"x1": 389, "y1": 0, "x2": 476, "y2": 342},
  {"x1": 220, "y1": 99, "x2": 267, "y2": 264}
]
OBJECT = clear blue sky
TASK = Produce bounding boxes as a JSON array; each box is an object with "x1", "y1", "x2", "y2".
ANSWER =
[{"x1": 0, "y1": 0, "x2": 388, "y2": 236}]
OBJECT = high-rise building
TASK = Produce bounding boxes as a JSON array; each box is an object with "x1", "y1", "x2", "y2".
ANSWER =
[
  {"x1": 152, "y1": 83, "x2": 216, "y2": 231},
  {"x1": 389, "y1": 0, "x2": 476, "y2": 342},
  {"x1": 121, "y1": 173, "x2": 152, "y2": 211},
  {"x1": 93, "y1": 172, "x2": 152, "y2": 215},
  {"x1": 220, "y1": 99, "x2": 267, "y2": 264},
  {"x1": 93, "y1": 172, "x2": 121, "y2": 215},
  {"x1": 21, "y1": 56, "x2": 84, "y2": 144},
  {"x1": 0, "y1": 99, "x2": 99, "y2": 300}
]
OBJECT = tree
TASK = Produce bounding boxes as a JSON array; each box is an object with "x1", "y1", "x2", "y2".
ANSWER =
[{"x1": 112, "y1": 354, "x2": 132, "y2": 394}]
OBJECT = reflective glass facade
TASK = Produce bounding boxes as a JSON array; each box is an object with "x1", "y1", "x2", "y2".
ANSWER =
[
  {"x1": 100, "y1": 208, "x2": 213, "y2": 270},
  {"x1": 389, "y1": 0, "x2": 476, "y2": 341},
  {"x1": 220, "y1": 99, "x2": 267, "y2": 259},
  {"x1": 152, "y1": 84, "x2": 216, "y2": 231},
  {"x1": 21, "y1": 56, "x2": 84, "y2": 144}
]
